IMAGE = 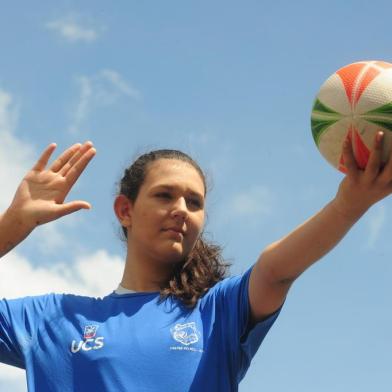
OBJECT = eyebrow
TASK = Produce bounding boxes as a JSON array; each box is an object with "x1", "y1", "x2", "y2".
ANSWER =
[{"x1": 152, "y1": 184, "x2": 204, "y2": 199}]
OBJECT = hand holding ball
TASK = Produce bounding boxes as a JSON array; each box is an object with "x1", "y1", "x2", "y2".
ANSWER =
[{"x1": 311, "y1": 61, "x2": 392, "y2": 173}]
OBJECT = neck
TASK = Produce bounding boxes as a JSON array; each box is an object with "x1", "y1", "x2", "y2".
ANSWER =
[{"x1": 120, "y1": 246, "x2": 174, "y2": 292}]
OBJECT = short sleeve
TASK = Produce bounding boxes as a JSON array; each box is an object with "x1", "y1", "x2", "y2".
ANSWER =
[
  {"x1": 204, "y1": 263, "x2": 283, "y2": 382},
  {"x1": 0, "y1": 295, "x2": 50, "y2": 369}
]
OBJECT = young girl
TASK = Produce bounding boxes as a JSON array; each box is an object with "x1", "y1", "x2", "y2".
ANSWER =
[{"x1": 0, "y1": 131, "x2": 390, "y2": 391}]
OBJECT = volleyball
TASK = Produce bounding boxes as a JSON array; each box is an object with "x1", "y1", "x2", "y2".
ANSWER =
[{"x1": 311, "y1": 60, "x2": 392, "y2": 173}]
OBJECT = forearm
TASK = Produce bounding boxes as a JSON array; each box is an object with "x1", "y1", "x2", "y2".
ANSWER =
[
  {"x1": 260, "y1": 198, "x2": 367, "y2": 283},
  {"x1": 0, "y1": 207, "x2": 35, "y2": 259}
]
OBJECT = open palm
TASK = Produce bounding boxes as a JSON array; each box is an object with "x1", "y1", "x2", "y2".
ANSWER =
[{"x1": 9, "y1": 141, "x2": 96, "y2": 228}]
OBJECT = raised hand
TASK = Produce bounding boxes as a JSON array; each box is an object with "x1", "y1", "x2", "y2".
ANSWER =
[
  {"x1": 333, "y1": 131, "x2": 392, "y2": 219},
  {"x1": 8, "y1": 141, "x2": 96, "y2": 229}
]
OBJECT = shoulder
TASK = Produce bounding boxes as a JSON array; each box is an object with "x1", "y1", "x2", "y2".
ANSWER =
[
  {"x1": 207, "y1": 264, "x2": 253, "y2": 293},
  {"x1": 200, "y1": 264, "x2": 254, "y2": 306},
  {"x1": 0, "y1": 292, "x2": 105, "y2": 316},
  {"x1": 0, "y1": 292, "x2": 59, "y2": 311}
]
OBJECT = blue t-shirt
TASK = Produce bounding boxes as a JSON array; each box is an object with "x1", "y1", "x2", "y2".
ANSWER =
[{"x1": 0, "y1": 263, "x2": 282, "y2": 391}]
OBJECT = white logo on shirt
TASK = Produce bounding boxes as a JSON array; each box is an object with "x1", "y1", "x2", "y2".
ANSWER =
[
  {"x1": 170, "y1": 322, "x2": 200, "y2": 346},
  {"x1": 70, "y1": 324, "x2": 105, "y2": 353}
]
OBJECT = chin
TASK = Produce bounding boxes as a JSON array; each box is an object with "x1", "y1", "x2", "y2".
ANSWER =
[{"x1": 160, "y1": 247, "x2": 188, "y2": 265}]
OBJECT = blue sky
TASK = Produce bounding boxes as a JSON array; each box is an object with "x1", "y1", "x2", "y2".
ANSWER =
[{"x1": 1, "y1": 1, "x2": 392, "y2": 390}]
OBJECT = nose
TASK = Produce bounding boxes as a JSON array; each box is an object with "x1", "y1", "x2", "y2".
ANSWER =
[{"x1": 171, "y1": 197, "x2": 188, "y2": 221}]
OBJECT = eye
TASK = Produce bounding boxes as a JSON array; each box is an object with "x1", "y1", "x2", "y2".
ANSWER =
[
  {"x1": 188, "y1": 198, "x2": 203, "y2": 208},
  {"x1": 156, "y1": 192, "x2": 171, "y2": 199}
]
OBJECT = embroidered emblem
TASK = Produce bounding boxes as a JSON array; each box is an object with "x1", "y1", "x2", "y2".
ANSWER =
[
  {"x1": 84, "y1": 325, "x2": 98, "y2": 339},
  {"x1": 170, "y1": 322, "x2": 200, "y2": 346}
]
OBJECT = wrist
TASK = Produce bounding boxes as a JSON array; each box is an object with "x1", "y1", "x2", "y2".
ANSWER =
[
  {"x1": 330, "y1": 197, "x2": 370, "y2": 222},
  {"x1": 4, "y1": 205, "x2": 37, "y2": 233}
]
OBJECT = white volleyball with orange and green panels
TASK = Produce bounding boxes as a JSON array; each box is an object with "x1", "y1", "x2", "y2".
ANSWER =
[{"x1": 311, "y1": 60, "x2": 392, "y2": 173}]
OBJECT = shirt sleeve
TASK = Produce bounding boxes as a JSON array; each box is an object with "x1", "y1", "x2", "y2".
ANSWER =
[
  {"x1": 207, "y1": 263, "x2": 283, "y2": 382},
  {"x1": 0, "y1": 294, "x2": 51, "y2": 369}
]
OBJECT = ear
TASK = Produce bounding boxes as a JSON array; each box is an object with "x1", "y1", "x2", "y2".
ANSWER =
[{"x1": 113, "y1": 194, "x2": 133, "y2": 228}]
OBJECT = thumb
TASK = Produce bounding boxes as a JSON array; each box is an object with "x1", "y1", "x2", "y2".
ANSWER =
[{"x1": 55, "y1": 201, "x2": 92, "y2": 218}]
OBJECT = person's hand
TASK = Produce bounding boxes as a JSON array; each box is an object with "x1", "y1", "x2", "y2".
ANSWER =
[
  {"x1": 332, "y1": 130, "x2": 392, "y2": 220},
  {"x1": 7, "y1": 141, "x2": 96, "y2": 229}
]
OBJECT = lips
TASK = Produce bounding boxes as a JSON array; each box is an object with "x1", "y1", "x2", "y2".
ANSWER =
[{"x1": 164, "y1": 227, "x2": 185, "y2": 235}]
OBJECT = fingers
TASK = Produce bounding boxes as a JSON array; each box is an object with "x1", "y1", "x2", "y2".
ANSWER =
[
  {"x1": 49, "y1": 143, "x2": 83, "y2": 173},
  {"x1": 364, "y1": 131, "x2": 384, "y2": 181},
  {"x1": 58, "y1": 141, "x2": 94, "y2": 177},
  {"x1": 341, "y1": 130, "x2": 359, "y2": 178},
  {"x1": 379, "y1": 135, "x2": 392, "y2": 181},
  {"x1": 32, "y1": 143, "x2": 58, "y2": 172},
  {"x1": 63, "y1": 144, "x2": 96, "y2": 187},
  {"x1": 37, "y1": 140, "x2": 96, "y2": 183}
]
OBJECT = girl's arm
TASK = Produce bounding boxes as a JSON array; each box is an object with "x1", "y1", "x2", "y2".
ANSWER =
[
  {"x1": 0, "y1": 208, "x2": 35, "y2": 258},
  {"x1": 248, "y1": 131, "x2": 392, "y2": 322}
]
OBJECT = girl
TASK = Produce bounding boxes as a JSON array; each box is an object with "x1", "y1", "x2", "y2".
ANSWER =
[{"x1": 0, "y1": 131, "x2": 390, "y2": 391}]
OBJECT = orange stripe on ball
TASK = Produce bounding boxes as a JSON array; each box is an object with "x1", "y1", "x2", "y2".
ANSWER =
[{"x1": 352, "y1": 127, "x2": 370, "y2": 169}]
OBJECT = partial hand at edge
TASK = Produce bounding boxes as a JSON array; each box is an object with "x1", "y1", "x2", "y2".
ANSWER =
[{"x1": 333, "y1": 130, "x2": 392, "y2": 221}]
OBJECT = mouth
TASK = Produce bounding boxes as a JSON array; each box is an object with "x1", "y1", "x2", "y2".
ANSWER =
[
  {"x1": 163, "y1": 228, "x2": 185, "y2": 239},
  {"x1": 163, "y1": 227, "x2": 186, "y2": 235}
]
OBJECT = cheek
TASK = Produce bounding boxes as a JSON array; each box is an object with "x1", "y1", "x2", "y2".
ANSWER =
[
  {"x1": 139, "y1": 203, "x2": 160, "y2": 220},
  {"x1": 138, "y1": 208, "x2": 165, "y2": 234},
  {"x1": 196, "y1": 212, "x2": 205, "y2": 231},
  {"x1": 190, "y1": 215, "x2": 204, "y2": 239}
]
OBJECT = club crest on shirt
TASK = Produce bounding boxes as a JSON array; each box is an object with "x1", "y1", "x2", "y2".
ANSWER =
[
  {"x1": 84, "y1": 325, "x2": 98, "y2": 339},
  {"x1": 170, "y1": 322, "x2": 200, "y2": 346}
]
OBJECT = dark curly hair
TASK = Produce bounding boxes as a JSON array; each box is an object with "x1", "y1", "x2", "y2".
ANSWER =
[{"x1": 116, "y1": 149, "x2": 231, "y2": 309}]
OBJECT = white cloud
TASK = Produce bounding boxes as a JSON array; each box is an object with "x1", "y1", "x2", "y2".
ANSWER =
[
  {"x1": 0, "y1": 249, "x2": 124, "y2": 298},
  {"x1": 69, "y1": 70, "x2": 141, "y2": 134},
  {"x1": 0, "y1": 91, "x2": 18, "y2": 132},
  {"x1": 363, "y1": 203, "x2": 386, "y2": 250},
  {"x1": 0, "y1": 91, "x2": 36, "y2": 212},
  {"x1": 46, "y1": 18, "x2": 99, "y2": 43},
  {"x1": 0, "y1": 365, "x2": 26, "y2": 392},
  {"x1": 37, "y1": 223, "x2": 67, "y2": 252},
  {"x1": 100, "y1": 70, "x2": 141, "y2": 100},
  {"x1": 229, "y1": 186, "x2": 273, "y2": 216},
  {"x1": 68, "y1": 76, "x2": 93, "y2": 135},
  {"x1": 214, "y1": 185, "x2": 274, "y2": 228},
  {"x1": 181, "y1": 130, "x2": 236, "y2": 187}
]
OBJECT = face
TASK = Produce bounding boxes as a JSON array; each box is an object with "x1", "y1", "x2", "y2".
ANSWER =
[{"x1": 119, "y1": 159, "x2": 206, "y2": 267}]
